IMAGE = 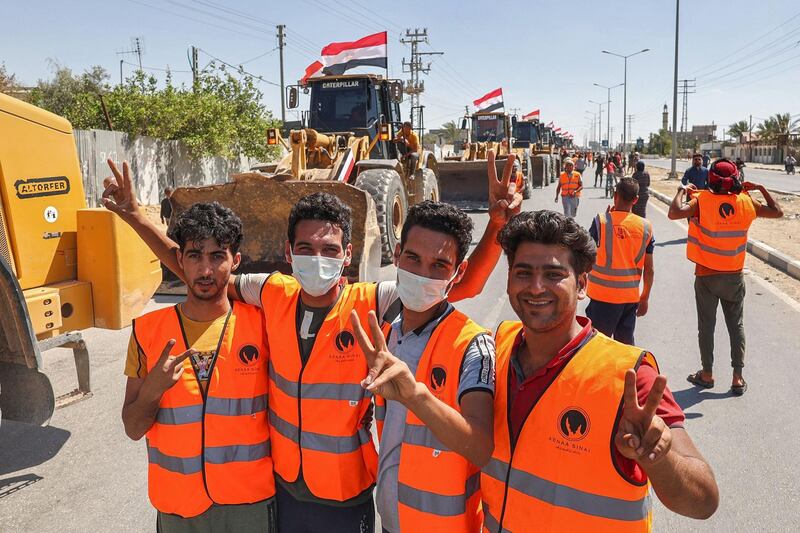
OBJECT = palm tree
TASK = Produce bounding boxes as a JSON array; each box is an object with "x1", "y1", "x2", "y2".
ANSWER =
[
  {"x1": 440, "y1": 120, "x2": 460, "y2": 144},
  {"x1": 756, "y1": 117, "x2": 778, "y2": 142},
  {"x1": 727, "y1": 120, "x2": 750, "y2": 141}
]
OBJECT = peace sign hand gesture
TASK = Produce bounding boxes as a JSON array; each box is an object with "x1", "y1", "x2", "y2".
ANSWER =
[
  {"x1": 614, "y1": 369, "x2": 672, "y2": 466},
  {"x1": 102, "y1": 159, "x2": 141, "y2": 219},
  {"x1": 350, "y1": 310, "x2": 421, "y2": 404},
  {"x1": 141, "y1": 339, "x2": 196, "y2": 399},
  {"x1": 487, "y1": 150, "x2": 523, "y2": 226}
]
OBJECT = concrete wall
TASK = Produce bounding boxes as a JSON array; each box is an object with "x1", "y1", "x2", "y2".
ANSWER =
[
  {"x1": 74, "y1": 129, "x2": 259, "y2": 207},
  {"x1": 722, "y1": 144, "x2": 783, "y2": 164}
]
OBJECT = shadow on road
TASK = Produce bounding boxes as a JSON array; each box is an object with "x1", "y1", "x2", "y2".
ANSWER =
[
  {"x1": 655, "y1": 238, "x2": 688, "y2": 247},
  {"x1": 0, "y1": 420, "x2": 70, "y2": 475},
  {"x1": 672, "y1": 386, "x2": 735, "y2": 414},
  {"x1": 0, "y1": 473, "x2": 43, "y2": 499}
]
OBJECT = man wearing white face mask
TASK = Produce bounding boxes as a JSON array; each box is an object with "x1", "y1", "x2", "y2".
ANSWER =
[
  {"x1": 350, "y1": 201, "x2": 511, "y2": 533},
  {"x1": 100, "y1": 153, "x2": 521, "y2": 532}
]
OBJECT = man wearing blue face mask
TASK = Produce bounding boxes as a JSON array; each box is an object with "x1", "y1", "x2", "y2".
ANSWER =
[{"x1": 101, "y1": 152, "x2": 521, "y2": 532}]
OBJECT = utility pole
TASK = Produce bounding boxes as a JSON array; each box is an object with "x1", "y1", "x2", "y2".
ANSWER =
[
  {"x1": 626, "y1": 114, "x2": 635, "y2": 149},
  {"x1": 116, "y1": 36, "x2": 145, "y2": 81},
  {"x1": 277, "y1": 25, "x2": 286, "y2": 125},
  {"x1": 133, "y1": 37, "x2": 144, "y2": 70},
  {"x1": 670, "y1": 0, "x2": 680, "y2": 178},
  {"x1": 678, "y1": 78, "x2": 696, "y2": 140},
  {"x1": 190, "y1": 45, "x2": 199, "y2": 90},
  {"x1": 401, "y1": 28, "x2": 442, "y2": 139}
]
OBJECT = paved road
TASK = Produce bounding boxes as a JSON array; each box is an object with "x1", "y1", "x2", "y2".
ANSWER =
[
  {"x1": 2, "y1": 183, "x2": 799, "y2": 531},
  {"x1": 646, "y1": 158, "x2": 800, "y2": 193}
]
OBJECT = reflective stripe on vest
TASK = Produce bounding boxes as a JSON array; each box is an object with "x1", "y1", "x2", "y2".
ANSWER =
[
  {"x1": 483, "y1": 457, "x2": 651, "y2": 522},
  {"x1": 135, "y1": 302, "x2": 273, "y2": 518},
  {"x1": 686, "y1": 190, "x2": 756, "y2": 271},
  {"x1": 587, "y1": 211, "x2": 651, "y2": 304},
  {"x1": 482, "y1": 321, "x2": 655, "y2": 532},
  {"x1": 263, "y1": 274, "x2": 378, "y2": 502},
  {"x1": 395, "y1": 309, "x2": 489, "y2": 531}
]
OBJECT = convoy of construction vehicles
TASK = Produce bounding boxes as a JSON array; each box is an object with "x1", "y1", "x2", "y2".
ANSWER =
[{"x1": 0, "y1": 53, "x2": 571, "y2": 427}]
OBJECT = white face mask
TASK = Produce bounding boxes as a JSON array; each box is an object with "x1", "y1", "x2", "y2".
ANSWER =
[
  {"x1": 290, "y1": 254, "x2": 345, "y2": 297},
  {"x1": 396, "y1": 267, "x2": 458, "y2": 312}
]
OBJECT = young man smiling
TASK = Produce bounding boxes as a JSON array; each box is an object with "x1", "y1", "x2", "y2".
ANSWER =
[
  {"x1": 103, "y1": 153, "x2": 520, "y2": 532},
  {"x1": 121, "y1": 201, "x2": 275, "y2": 532},
  {"x1": 481, "y1": 210, "x2": 718, "y2": 532}
]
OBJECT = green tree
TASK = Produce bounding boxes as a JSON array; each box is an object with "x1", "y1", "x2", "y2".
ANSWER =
[
  {"x1": 27, "y1": 63, "x2": 108, "y2": 129},
  {"x1": 646, "y1": 129, "x2": 671, "y2": 156},
  {"x1": 727, "y1": 120, "x2": 750, "y2": 140},
  {"x1": 440, "y1": 120, "x2": 460, "y2": 143},
  {"x1": 0, "y1": 63, "x2": 21, "y2": 95}
]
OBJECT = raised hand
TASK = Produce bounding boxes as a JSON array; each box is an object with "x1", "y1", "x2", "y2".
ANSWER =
[
  {"x1": 487, "y1": 150, "x2": 523, "y2": 225},
  {"x1": 614, "y1": 369, "x2": 672, "y2": 465},
  {"x1": 350, "y1": 310, "x2": 420, "y2": 403},
  {"x1": 142, "y1": 339, "x2": 196, "y2": 398},
  {"x1": 102, "y1": 159, "x2": 140, "y2": 218}
]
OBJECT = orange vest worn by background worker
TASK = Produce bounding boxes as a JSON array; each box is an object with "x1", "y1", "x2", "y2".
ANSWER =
[
  {"x1": 687, "y1": 190, "x2": 756, "y2": 272},
  {"x1": 481, "y1": 321, "x2": 658, "y2": 533},
  {"x1": 375, "y1": 309, "x2": 488, "y2": 532},
  {"x1": 262, "y1": 274, "x2": 378, "y2": 502},
  {"x1": 134, "y1": 302, "x2": 273, "y2": 518},
  {"x1": 587, "y1": 210, "x2": 653, "y2": 304},
  {"x1": 559, "y1": 171, "x2": 582, "y2": 197}
]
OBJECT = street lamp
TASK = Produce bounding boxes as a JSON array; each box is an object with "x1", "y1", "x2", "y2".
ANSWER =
[
  {"x1": 593, "y1": 83, "x2": 623, "y2": 152},
  {"x1": 589, "y1": 100, "x2": 605, "y2": 148},
  {"x1": 670, "y1": 0, "x2": 681, "y2": 178},
  {"x1": 602, "y1": 48, "x2": 650, "y2": 158}
]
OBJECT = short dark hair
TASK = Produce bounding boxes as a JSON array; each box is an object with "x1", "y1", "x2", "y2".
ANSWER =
[
  {"x1": 288, "y1": 192, "x2": 352, "y2": 247},
  {"x1": 497, "y1": 210, "x2": 596, "y2": 275},
  {"x1": 615, "y1": 177, "x2": 639, "y2": 202},
  {"x1": 402, "y1": 121, "x2": 412, "y2": 128},
  {"x1": 401, "y1": 201, "x2": 474, "y2": 263},
  {"x1": 170, "y1": 202, "x2": 244, "y2": 254}
]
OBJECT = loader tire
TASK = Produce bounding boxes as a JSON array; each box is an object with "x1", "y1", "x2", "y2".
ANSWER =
[
  {"x1": 422, "y1": 168, "x2": 439, "y2": 202},
  {"x1": 355, "y1": 169, "x2": 407, "y2": 264},
  {"x1": 522, "y1": 156, "x2": 534, "y2": 199},
  {"x1": 0, "y1": 362, "x2": 55, "y2": 426}
]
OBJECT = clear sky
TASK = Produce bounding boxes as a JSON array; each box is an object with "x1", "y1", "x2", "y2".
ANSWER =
[{"x1": 3, "y1": 0, "x2": 799, "y2": 145}]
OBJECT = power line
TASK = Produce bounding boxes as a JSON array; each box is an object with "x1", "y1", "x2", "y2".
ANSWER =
[
  {"x1": 125, "y1": 0, "x2": 266, "y2": 41},
  {"x1": 122, "y1": 60, "x2": 191, "y2": 73},
  {"x1": 196, "y1": 48, "x2": 281, "y2": 87}
]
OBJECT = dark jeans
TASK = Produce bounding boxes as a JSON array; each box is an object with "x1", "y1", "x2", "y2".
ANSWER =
[
  {"x1": 694, "y1": 273, "x2": 746, "y2": 374},
  {"x1": 632, "y1": 194, "x2": 649, "y2": 218},
  {"x1": 157, "y1": 499, "x2": 277, "y2": 533},
  {"x1": 594, "y1": 168, "x2": 603, "y2": 186},
  {"x1": 586, "y1": 300, "x2": 639, "y2": 345},
  {"x1": 275, "y1": 482, "x2": 374, "y2": 533}
]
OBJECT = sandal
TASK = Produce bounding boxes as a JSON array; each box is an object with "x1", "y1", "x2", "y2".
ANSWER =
[
  {"x1": 687, "y1": 370, "x2": 714, "y2": 389},
  {"x1": 731, "y1": 379, "x2": 747, "y2": 396}
]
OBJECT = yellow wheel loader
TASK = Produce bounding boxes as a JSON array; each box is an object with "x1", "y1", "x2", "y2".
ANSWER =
[
  {"x1": 0, "y1": 94, "x2": 161, "y2": 426},
  {"x1": 438, "y1": 111, "x2": 528, "y2": 208},
  {"x1": 168, "y1": 74, "x2": 440, "y2": 280}
]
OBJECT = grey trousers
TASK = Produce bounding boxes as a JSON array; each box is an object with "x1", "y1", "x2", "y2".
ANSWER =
[
  {"x1": 561, "y1": 196, "x2": 579, "y2": 218},
  {"x1": 694, "y1": 273, "x2": 746, "y2": 374},
  {"x1": 157, "y1": 499, "x2": 277, "y2": 533}
]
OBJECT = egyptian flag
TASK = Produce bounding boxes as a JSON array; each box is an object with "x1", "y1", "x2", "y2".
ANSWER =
[
  {"x1": 547, "y1": 121, "x2": 554, "y2": 128},
  {"x1": 301, "y1": 60, "x2": 323, "y2": 85},
  {"x1": 473, "y1": 88, "x2": 504, "y2": 112},
  {"x1": 553, "y1": 127, "x2": 562, "y2": 133},
  {"x1": 522, "y1": 109, "x2": 540, "y2": 121},
  {"x1": 321, "y1": 31, "x2": 388, "y2": 75}
]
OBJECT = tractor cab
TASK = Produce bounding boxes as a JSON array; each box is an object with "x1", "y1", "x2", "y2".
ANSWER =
[
  {"x1": 470, "y1": 112, "x2": 510, "y2": 143},
  {"x1": 512, "y1": 119, "x2": 541, "y2": 148}
]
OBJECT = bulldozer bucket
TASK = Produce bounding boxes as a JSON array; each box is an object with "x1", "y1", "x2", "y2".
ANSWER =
[
  {"x1": 438, "y1": 158, "x2": 505, "y2": 209},
  {"x1": 169, "y1": 174, "x2": 382, "y2": 282}
]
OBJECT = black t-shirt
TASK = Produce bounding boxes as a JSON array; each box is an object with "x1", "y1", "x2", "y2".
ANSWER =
[{"x1": 160, "y1": 197, "x2": 172, "y2": 221}]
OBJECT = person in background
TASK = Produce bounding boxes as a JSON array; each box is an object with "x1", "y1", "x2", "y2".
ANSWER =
[
  {"x1": 631, "y1": 160, "x2": 651, "y2": 218},
  {"x1": 555, "y1": 159, "x2": 583, "y2": 218},
  {"x1": 594, "y1": 152, "x2": 605, "y2": 187},
  {"x1": 575, "y1": 153, "x2": 587, "y2": 176},
  {"x1": 701, "y1": 153, "x2": 710, "y2": 168},
  {"x1": 682, "y1": 153, "x2": 709, "y2": 189},
  {"x1": 604, "y1": 157, "x2": 617, "y2": 198},
  {"x1": 160, "y1": 187, "x2": 173, "y2": 225},
  {"x1": 669, "y1": 158, "x2": 783, "y2": 396}
]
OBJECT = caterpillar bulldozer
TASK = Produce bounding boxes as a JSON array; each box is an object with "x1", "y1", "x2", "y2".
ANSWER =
[
  {"x1": 169, "y1": 74, "x2": 440, "y2": 281},
  {"x1": 438, "y1": 111, "x2": 530, "y2": 208},
  {"x1": 0, "y1": 94, "x2": 161, "y2": 426},
  {"x1": 512, "y1": 118, "x2": 559, "y2": 188}
]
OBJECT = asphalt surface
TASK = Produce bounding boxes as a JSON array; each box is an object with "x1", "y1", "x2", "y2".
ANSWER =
[
  {"x1": 646, "y1": 158, "x2": 800, "y2": 193},
  {"x1": 2, "y1": 181, "x2": 799, "y2": 531}
]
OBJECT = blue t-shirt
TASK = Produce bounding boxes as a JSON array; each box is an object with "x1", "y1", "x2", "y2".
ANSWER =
[{"x1": 681, "y1": 165, "x2": 709, "y2": 189}]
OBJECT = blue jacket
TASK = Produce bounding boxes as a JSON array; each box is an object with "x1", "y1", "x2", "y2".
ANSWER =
[{"x1": 682, "y1": 165, "x2": 708, "y2": 189}]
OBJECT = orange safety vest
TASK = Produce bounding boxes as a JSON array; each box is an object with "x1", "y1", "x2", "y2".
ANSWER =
[
  {"x1": 375, "y1": 309, "x2": 488, "y2": 532},
  {"x1": 559, "y1": 171, "x2": 582, "y2": 197},
  {"x1": 482, "y1": 321, "x2": 657, "y2": 533},
  {"x1": 134, "y1": 302, "x2": 273, "y2": 518},
  {"x1": 587, "y1": 210, "x2": 653, "y2": 304},
  {"x1": 687, "y1": 190, "x2": 756, "y2": 272},
  {"x1": 262, "y1": 273, "x2": 378, "y2": 502}
]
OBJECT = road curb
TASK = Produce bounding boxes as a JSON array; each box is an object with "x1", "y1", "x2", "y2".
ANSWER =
[{"x1": 650, "y1": 188, "x2": 800, "y2": 282}]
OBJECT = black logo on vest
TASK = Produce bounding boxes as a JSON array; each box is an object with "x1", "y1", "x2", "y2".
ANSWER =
[
  {"x1": 238, "y1": 344, "x2": 260, "y2": 366},
  {"x1": 430, "y1": 366, "x2": 447, "y2": 394},
  {"x1": 719, "y1": 203, "x2": 735, "y2": 219},
  {"x1": 335, "y1": 331, "x2": 356, "y2": 353},
  {"x1": 558, "y1": 407, "x2": 590, "y2": 442}
]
